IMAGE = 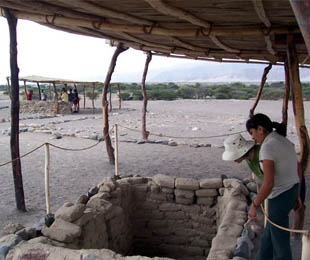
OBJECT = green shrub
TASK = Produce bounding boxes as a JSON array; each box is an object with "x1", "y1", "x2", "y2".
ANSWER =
[{"x1": 86, "y1": 90, "x2": 99, "y2": 101}]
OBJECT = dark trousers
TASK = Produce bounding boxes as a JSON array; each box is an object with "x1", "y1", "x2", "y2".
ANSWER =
[{"x1": 256, "y1": 184, "x2": 298, "y2": 260}]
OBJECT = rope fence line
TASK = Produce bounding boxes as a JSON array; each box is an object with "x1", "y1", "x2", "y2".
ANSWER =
[
  {"x1": 254, "y1": 179, "x2": 310, "y2": 260},
  {"x1": 0, "y1": 125, "x2": 115, "y2": 167},
  {"x1": 117, "y1": 123, "x2": 247, "y2": 139},
  {"x1": 0, "y1": 143, "x2": 45, "y2": 167}
]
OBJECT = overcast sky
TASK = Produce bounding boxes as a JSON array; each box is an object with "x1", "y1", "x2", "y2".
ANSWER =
[{"x1": 0, "y1": 17, "x2": 196, "y2": 85}]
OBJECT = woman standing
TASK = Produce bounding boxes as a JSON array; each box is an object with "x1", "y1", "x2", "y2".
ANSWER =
[{"x1": 246, "y1": 113, "x2": 299, "y2": 260}]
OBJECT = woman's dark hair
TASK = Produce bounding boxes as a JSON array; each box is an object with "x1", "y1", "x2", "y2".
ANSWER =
[{"x1": 246, "y1": 113, "x2": 286, "y2": 136}]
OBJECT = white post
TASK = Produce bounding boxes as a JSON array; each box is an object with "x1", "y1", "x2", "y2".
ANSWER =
[
  {"x1": 114, "y1": 124, "x2": 119, "y2": 177},
  {"x1": 301, "y1": 233, "x2": 310, "y2": 260},
  {"x1": 44, "y1": 143, "x2": 51, "y2": 214}
]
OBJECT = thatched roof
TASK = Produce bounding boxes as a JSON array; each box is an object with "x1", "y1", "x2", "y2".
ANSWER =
[
  {"x1": 0, "y1": 0, "x2": 309, "y2": 67},
  {"x1": 15, "y1": 75, "x2": 104, "y2": 85}
]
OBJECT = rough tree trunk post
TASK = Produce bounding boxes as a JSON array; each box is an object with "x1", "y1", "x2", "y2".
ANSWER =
[
  {"x1": 37, "y1": 82, "x2": 41, "y2": 100},
  {"x1": 52, "y1": 82, "x2": 59, "y2": 114},
  {"x1": 141, "y1": 51, "x2": 152, "y2": 140},
  {"x1": 83, "y1": 85, "x2": 86, "y2": 109},
  {"x1": 102, "y1": 43, "x2": 128, "y2": 164},
  {"x1": 6, "y1": 76, "x2": 11, "y2": 100},
  {"x1": 118, "y1": 84, "x2": 122, "y2": 110},
  {"x1": 109, "y1": 84, "x2": 112, "y2": 112},
  {"x1": 5, "y1": 8, "x2": 26, "y2": 211},
  {"x1": 48, "y1": 83, "x2": 52, "y2": 100},
  {"x1": 287, "y1": 35, "x2": 310, "y2": 174},
  {"x1": 282, "y1": 61, "x2": 291, "y2": 134},
  {"x1": 249, "y1": 63, "x2": 272, "y2": 118}
]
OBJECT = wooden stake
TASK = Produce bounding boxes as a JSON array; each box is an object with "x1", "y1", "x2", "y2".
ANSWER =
[
  {"x1": 52, "y1": 82, "x2": 59, "y2": 114},
  {"x1": 102, "y1": 43, "x2": 128, "y2": 164},
  {"x1": 83, "y1": 85, "x2": 86, "y2": 109},
  {"x1": 44, "y1": 143, "x2": 50, "y2": 215},
  {"x1": 92, "y1": 84, "x2": 95, "y2": 113},
  {"x1": 141, "y1": 51, "x2": 152, "y2": 140},
  {"x1": 287, "y1": 34, "x2": 310, "y2": 174},
  {"x1": 249, "y1": 63, "x2": 272, "y2": 117},
  {"x1": 114, "y1": 124, "x2": 119, "y2": 176},
  {"x1": 6, "y1": 76, "x2": 11, "y2": 100},
  {"x1": 5, "y1": 8, "x2": 26, "y2": 212},
  {"x1": 37, "y1": 82, "x2": 41, "y2": 100},
  {"x1": 118, "y1": 84, "x2": 122, "y2": 110},
  {"x1": 23, "y1": 80, "x2": 27, "y2": 100}
]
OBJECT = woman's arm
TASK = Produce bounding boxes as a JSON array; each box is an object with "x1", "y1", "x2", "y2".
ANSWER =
[{"x1": 249, "y1": 159, "x2": 274, "y2": 220}]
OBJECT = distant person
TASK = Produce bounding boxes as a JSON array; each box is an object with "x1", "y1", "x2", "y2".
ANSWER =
[
  {"x1": 73, "y1": 88, "x2": 80, "y2": 113},
  {"x1": 68, "y1": 88, "x2": 74, "y2": 103},
  {"x1": 61, "y1": 88, "x2": 69, "y2": 102},
  {"x1": 41, "y1": 90, "x2": 47, "y2": 101},
  {"x1": 26, "y1": 89, "x2": 33, "y2": 101}
]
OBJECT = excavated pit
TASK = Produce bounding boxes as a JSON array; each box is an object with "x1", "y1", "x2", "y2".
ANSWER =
[{"x1": 37, "y1": 175, "x2": 259, "y2": 260}]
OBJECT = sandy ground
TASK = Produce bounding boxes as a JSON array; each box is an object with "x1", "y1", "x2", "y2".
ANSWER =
[{"x1": 0, "y1": 96, "x2": 309, "y2": 259}]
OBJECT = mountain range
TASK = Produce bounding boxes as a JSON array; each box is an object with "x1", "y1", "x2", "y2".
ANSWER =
[{"x1": 111, "y1": 62, "x2": 310, "y2": 83}]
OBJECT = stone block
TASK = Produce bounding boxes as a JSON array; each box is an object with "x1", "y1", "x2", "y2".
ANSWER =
[
  {"x1": 55, "y1": 203, "x2": 86, "y2": 222},
  {"x1": 165, "y1": 211, "x2": 187, "y2": 220},
  {"x1": 159, "y1": 203, "x2": 181, "y2": 211},
  {"x1": 196, "y1": 197, "x2": 214, "y2": 206},
  {"x1": 175, "y1": 178, "x2": 199, "y2": 190},
  {"x1": 42, "y1": 219, "x2": 81, "y2": 243},
  {"x1": 200, "y1": 178, "x2": 223, "y2": 189},
  {"x1": 195, "y1": 189, "x2": 218, "y2": 197},
  {"x1": 175, "y1": 197, "x2": 193, "y2": 205},
  {"x1": 153, "y1": 174, "x2": 175, "y2": 188},
  {"x1": 174, "y1": 189, "x2": 194, "y2": 199}
]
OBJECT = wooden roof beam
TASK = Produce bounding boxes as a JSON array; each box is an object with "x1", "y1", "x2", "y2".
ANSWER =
[
  {"x1": 56, "y1": 0, "x2": 153, "y2": 26},
  {"x1": 0, "y1": 9, "x2": 300, "y2": 38},
  {"x1": 144, "y1": 0, "x2": 211, "y2": 28},
  {"x1": 252, "y1": 0, "x2": 276, "y2": 56},
  {"x1": 144, "y1": 0, "x2": 240, "y2": 53}
]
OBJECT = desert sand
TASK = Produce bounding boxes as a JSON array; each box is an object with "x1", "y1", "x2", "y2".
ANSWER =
[{"x1": 0, "y1": 96, "x2": 309, "y2": 259}]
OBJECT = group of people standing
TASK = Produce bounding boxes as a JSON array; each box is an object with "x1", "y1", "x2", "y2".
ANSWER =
[
  {"x1": 61, "y1": 87, "x2": 80, "y2": 113},
  {"x1": 223, "y1": 113, "x2": 306, "y2": 260}
]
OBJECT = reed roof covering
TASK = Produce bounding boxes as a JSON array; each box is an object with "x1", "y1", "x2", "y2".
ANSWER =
[
  {"x1": 0, "y1": 0, "x2": 309, "y2": 66},
  {"x1": 15, "y1": 75, "x2": 104, "y2": 85}
]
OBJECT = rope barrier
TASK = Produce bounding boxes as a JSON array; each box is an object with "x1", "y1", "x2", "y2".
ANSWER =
[
  {"x1": 48, "y1": 141, "x2": 101, "y2": 151},
  {"x1": 0, "y1": 143, "x2": 45, "y2": 167},
  {"x1": 254, "y1": 180, "x2": 309, "y2": 235},
  {"x1": 117, "y1": 124, "x2": 247, "y2": 139}
]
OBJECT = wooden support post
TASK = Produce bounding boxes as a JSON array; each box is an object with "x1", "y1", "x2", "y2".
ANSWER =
[
  {"x1": 44, "y1": 143, "x2": 50, "y2": 215},
  {"x1": 141, "y1": 51, "x2": 152, "y2": 140},
  {"x1": 249, "y1": 63, "x2": 272, "y2": 118},
  {"x1": 52, "y1": 82, "x2": 59, "y2": 114},
  {"x1": 83, "y1": 85, "x2": 86, "y2": 109},
  {"x1": 287, "y1": 35, "x2": 310, "y2": 174},
  {"x1": 282, "y1": 61, "x2": 290, "y2": 134},
  {"x1": 37, "y1": 82, "x2": 41, "y2": 100},
  {"x1": 118, "y1": 84, "x2": 122, "y2": 110},
  {"x1": 4, "y1": 8, "x2": 26, "y2": 212},
  {"x1": 6, "y1": 76, "x2": 11, "y2": 100},
  {"x1": 109, "y1": 84, "x2": 112, "y2": 112},
  {"x1": 102, "y1": 43, "x2": 128, "y2": 164}
]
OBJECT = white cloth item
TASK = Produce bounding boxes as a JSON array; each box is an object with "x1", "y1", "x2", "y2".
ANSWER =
[
  {"x1": 259, "y1": 131, "x2": 299, "y2": 199},
  {"x1": 222, "y1": 134, "x2": 255, "y2": 161}
]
